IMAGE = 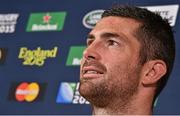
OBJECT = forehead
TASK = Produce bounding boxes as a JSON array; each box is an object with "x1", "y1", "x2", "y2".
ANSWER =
[
  {"x1": 88, "y1": 16, "x2": 142, "y2": 63},
  {"x1": 89, "y1": 16, "x2": 141, "y2": 53},
  {"x1": 91, "y1": 16, "x2": 141, "y2": 36}
]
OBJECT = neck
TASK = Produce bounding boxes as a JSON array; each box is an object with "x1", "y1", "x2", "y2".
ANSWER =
[{"x1": 92, "y1": 89, "x2": 154, "y2": 115}]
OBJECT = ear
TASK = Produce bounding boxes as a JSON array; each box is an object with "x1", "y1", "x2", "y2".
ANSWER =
[{"x1": 141, "y1": 60, "x2": 167, "y2": 85}]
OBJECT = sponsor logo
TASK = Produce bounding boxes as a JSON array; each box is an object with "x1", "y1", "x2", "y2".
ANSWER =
[
  {"x1": 56, "y1": 82, "x2": 89, "y2": 104},
  {"x1": 0, "y1": 48, "x2": 7, "y2": 64},
  {"x1": 15, "y1": 82, "x2": 39, "y2": 102},
  {"x1": 26, "y1": 12, "x2": 66, "y2": 32},
  {"x1": 8, "y1": 82, "x2": 46, "y2": 102},
  {"x1": 0, "y1": 13, "x2": 19, "y2": 33},
  {"x1": 83, "y1": 10, "x2": 104, "y2": 29},
  {"x1": 141, "y1": 4, "x2": 179, "y2": 26},
  {"x1": 18, "y1": 46, "x2": 58, "y2": 66},
  {"x1": 66, "y1": 46, "x2": 86, "y2": 66}
]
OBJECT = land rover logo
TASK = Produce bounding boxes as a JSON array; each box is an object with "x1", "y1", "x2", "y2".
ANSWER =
[{"x1": 83, "y1": 10, "x2": 104, "y2": 29}]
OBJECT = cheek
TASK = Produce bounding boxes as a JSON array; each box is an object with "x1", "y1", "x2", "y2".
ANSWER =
[
  {"x1": 104, "y1": 55, "x2": 130, "y2": 75},
  {"x1": 104, "y1": 61, "x2": 129, "y2": 89},
  {"x1": 105, "y1": 56, "x2": 140, "y2": 82},
  {"x1": 105, "y1": 62, "x2": 141, "y2": 94},
  {"x1": 103, "y1": 52, "x2": 139, "y2": 73},
  {"x1": 102, "y1": 49, "x2": 131, "y2": 64}
]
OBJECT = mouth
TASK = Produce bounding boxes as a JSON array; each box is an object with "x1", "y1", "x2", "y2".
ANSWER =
[{"x1": 81, "y1": 66, "x2": 104, "y2": 79}]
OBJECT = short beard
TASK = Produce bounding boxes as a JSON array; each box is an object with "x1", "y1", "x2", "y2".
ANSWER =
[
  {"x1": 79, "y1": 61, "x2": 142, "y2": 112},
  {"x1": 79, "y1": 79, "x2": 112, "y2": 107}
]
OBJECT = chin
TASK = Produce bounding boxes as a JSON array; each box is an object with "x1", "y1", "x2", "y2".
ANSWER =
[{"x1": 79, "y1": 80, "x2": 93, "y2": 97}]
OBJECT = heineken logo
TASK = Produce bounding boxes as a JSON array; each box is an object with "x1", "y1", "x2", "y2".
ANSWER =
[
  {"x1": 43, "y1": 13, "x2": 51, "y2": 23},
  {"x1": 26, "y1": 12, "x2": 66, "y2": 32}
]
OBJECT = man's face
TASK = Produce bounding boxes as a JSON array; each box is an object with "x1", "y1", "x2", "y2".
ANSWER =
[{"x1": 79, "y1": 16, "x2": 142, "y2": 107}]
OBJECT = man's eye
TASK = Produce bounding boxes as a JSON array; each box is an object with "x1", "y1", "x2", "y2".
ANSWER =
[
  {"x1": 107, "y1": 40, "x2": 119, "y2": 46},
  {"x1": 87, "y1": 39, "x2": 93, "y2": 46}
]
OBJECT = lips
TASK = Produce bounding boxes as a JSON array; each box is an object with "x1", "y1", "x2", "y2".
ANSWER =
[
  {"x1": 81, "y1": 61, "x2": 106, "y2": 79},
  {"x1": 85, "y1": 70, "x2": 101, "y2": 74},
  {"x1": 82, "y1": 68, "x2": 104, "y2": 79},
  {"x1": 83, "y1": 66, "x2": 103, "y2": 74}
]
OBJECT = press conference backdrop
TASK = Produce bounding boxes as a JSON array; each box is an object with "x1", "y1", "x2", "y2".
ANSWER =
[{"x1": 0, "y1": 0, "x2": 179, "y2": 115}]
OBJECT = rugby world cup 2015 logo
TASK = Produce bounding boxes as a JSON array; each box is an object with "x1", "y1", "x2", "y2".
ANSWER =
[{"x1": 56, "y1": 82, "x2": 89, "y2": 104}]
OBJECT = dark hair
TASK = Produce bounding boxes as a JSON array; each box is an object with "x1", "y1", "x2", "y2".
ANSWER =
[{"x1": 102, "y1": 5, "x2": 175, "y2": 102}]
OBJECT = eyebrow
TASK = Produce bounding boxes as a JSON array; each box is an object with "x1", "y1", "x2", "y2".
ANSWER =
[{"x1": 87, "y1": 32, "x2": 128, "y2": 43}]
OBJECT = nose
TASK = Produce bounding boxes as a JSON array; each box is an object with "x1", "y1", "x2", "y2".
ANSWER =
[{"x1": 83, "y1": 42, "x2": 101, "y2": 61}]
